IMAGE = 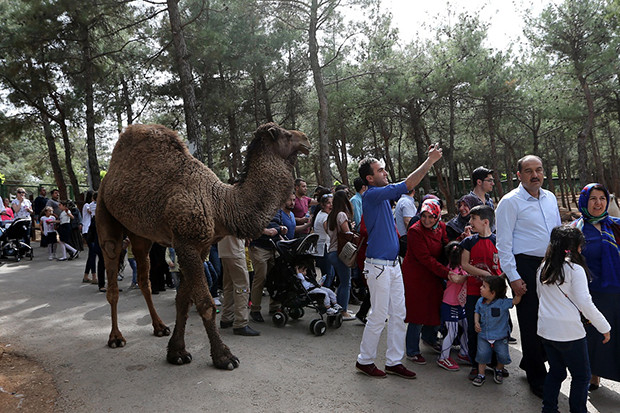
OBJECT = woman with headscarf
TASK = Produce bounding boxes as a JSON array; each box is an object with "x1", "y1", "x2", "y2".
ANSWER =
[
  {"x1": 571, "y1": 183, "x2": 620, "y2": 390},
  {"x1": 402, "y1": 198, "x2": 456, "y2": 363},
  {"x1": 446, "y1": 194, "x2": 482, "y2": 241}
]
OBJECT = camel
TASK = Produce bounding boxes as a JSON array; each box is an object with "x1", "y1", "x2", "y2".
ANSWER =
[{"x1": 97, "y1": 122, "x2": 310, "y2": 369}]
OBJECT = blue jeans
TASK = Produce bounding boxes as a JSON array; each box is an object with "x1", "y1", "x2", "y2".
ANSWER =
[
  {"x1": 476, "y1": 336, "x2": 511, "y2": 365},
  {"x1": 327, "y1": 251, "x2": 350, "y2": 311},
  {"x1": 315, "y1": 253, "x2": 334, "y2": 287},
  {"x1": 128, "y1": 258, "x2": 137, "y2": 284},
  {"x1": 406, "y1": 323, "x2": 439, "y2": 356},
  {"x1": 541, "y1": 337, "x2": 590, "y2": 413}
]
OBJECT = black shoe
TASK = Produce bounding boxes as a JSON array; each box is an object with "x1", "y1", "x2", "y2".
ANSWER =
[
  {"x1": 233, "y1": 325, "x2": 260, "y2": 336},
  {"x1": 151, "y1": 290, "x2": 159, "y2": 295},
  {"x1": 250, "y1": 311, "x2": 264, "y2": 322},
  {"x1": 508, "y1": 336, "x2": 517, "y2": 344},
  {"x1": 220, "y1": 320, "x2": 233, "y2": 329},
  {"x1": 530, "y1": 384, "x2": 544, "y2": 398}
]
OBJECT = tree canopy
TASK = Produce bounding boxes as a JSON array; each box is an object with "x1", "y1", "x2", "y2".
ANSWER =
[{"x1": 1, "y1": 0, "x2": 618, "y2": 209}]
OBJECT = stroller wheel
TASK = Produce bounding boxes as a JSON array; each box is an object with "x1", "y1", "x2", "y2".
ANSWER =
[
  {"x1": 328, "y1": 313, "x2": 343, "y2": 329},
  {"x1": 289, "y1": 307, "x2": 304, "y2": 320},
  {"x1": 272, "y1": 311, "x2": 288, "y2": 327},
  {"x1": 311, "y1": 319, "x2": 326, "y2": 336}
]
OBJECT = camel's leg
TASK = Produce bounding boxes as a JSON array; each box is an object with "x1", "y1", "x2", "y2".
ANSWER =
[
  {"x1": 96, "y1": 198, "x2": 126, "y2": 348},
  {"x1": 170, "y1": 244, "x2": 239, "y2": 369},
  {"x1": 128, "y1": 233, "x2": 171, "y2": 338}
]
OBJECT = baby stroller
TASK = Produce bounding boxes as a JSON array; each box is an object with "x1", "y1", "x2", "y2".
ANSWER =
[
  {"x1": 0, "y1": 218, "x2": 34, "y2": 262},
  {"x1": 266, "y1": 233, "x2": 344, "y2": 336}
]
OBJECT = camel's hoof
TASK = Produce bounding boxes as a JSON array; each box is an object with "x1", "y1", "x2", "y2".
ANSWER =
[
  {"x1": 167, "y1": 350, "x2": 192, "y2": 365},
  {"x1": 154, "y1": 326, "x2": 171, "y2": 337},
  {"x1": 214, "y1": 355, "x2": 240, "y2": 370},
  {"x1": 108, "y1": 338, "x2": 126, "y2": 348}
]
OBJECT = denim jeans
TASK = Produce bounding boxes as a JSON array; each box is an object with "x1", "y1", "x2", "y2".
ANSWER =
[
  {"x1": 128, "y1": 258, "x2": 137, "y2": 284},
  {"x1": 406, "y1": 323, "x2": 439, "y2": 356},
  {"x1": 476, "y1": 337, "x2": 511, "y2": 365},
  {"x1": 541, "y1": 337, "x2": 590, "y2": 413},
  {"x1": 327, "y1": 251, "x2": 351, "y2": 311},
  {"x1": 315, "y1": 251, "x2": 334, "y2": 287}
]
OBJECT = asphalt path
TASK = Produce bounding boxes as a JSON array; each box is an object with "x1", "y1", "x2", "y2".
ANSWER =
[{"x1": 1, "y1": 249, "x2": 619, "y2": 412}]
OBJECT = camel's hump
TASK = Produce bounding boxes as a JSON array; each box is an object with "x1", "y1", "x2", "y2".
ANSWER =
[{"x1": 113, "y1": 124, "x2": 190, "y2": 158}]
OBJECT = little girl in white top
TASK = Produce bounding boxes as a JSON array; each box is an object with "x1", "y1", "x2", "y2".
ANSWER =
[
  {"x1": 40, "y1": 206, "x2": 58, "y2": 260},
  {"x1": 537, "y1": 226, "x2": 611, "y2": 413}
]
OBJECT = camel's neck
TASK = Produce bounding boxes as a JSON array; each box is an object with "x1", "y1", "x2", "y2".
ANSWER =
[{"x1": 218, "y1": 153, "x2": 295, "y2": 239}]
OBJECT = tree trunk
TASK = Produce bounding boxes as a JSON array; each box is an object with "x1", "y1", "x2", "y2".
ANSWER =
[
  {"x1": 259, "y1": 72, "x2": 273, "y2": 123},
  {"x1": 167, "y1": 0, "x2": 203, "y2": 162},
  {"x1": 406, "y1": 101, "x2": 430, "y2": 193},
  {"x1": 227, "y1": 113, "x2": 241, "y2": 178},
  {"x1": 576, "y1": 74, "x2": 595, "y2": 186},
  {"x1": 121, "y1": 74, "x2": 134, "y2": 125},
  {"x1": 80, "y1": 23, "x2": 101, "y2": 190},
  {"x1": 58, "y1": 120, "x2": 80, "y2": 196},
  {"x1": 200, "y1": 110, "x2": 214, "y2": 169},
  {"x1": 485, "y1": 98, "x2": 504, "y2": 198},
  {"x1": 308, "y1": 0, "x2": 330, "y2": 186},
  {"x1": 41, "y1": 113, "x2": 67, "y2": 199}
]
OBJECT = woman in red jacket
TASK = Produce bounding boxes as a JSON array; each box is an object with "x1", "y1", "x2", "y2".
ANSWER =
[{"x1": 402, "y1": 198, "x2": 455, "y2": 365}]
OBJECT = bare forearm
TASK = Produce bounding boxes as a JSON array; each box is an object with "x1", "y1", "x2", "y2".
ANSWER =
[{"x1": 404, "y1": 158, "x2": 435, "y2": 191}]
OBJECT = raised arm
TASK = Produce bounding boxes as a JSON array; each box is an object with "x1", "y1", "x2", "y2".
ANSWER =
[{"x1": 404, "y1": 144, "x2": 443, "y2": 191}]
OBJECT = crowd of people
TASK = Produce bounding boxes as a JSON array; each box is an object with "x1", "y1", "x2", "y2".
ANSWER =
[{"x1": 2, "y1": 148, "x2": 619, "y2": 412}]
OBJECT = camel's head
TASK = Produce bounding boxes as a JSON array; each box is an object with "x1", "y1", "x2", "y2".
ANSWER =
[{"x1": 254, "y1": 122, "x2": 310, "y2": 162}]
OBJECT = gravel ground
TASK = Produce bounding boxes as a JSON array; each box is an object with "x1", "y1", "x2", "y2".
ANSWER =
[{"x1": 1, "y1": 249, "x2": 619, "y2": 412}]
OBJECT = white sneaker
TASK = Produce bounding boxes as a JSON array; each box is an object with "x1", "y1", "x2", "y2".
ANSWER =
[
  {"x1": 326, "y1": 307, "x2": 338, "y2": 315},
  {"x1": 213, "y1": 297, "x2": 222, "y2": 306},
  {"x1": 333, "y1": 304, "x2": 343, "y2": 311},
  {"x1": 342, "y1": 311, "x2": 356, "y2": 321}
]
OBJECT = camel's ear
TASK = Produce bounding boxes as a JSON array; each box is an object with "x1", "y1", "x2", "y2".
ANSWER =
[{"x1": 267, "y1": 125, "x2": 281, "y2": 140}]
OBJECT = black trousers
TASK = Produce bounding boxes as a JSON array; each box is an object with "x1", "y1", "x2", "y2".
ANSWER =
[{"x1": 515, "y1": 254, "x2": 547, "y2": 387}]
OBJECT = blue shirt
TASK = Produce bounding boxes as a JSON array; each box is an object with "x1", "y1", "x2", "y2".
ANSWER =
[
  {"x1": 363, "y1": 181, "x2": 408, "y2": 260},
  {"x1": 394, "y1": 194, "x2": 417, "y2": 237},
  {"x1": 582, "y1": 220, "x2": 620, "y2": 293},
  {"x1": 350, "y1": 192, "x2": 363, "y2": 232},
  {"x1": 280, "y1": 210, "x2": 296, "y2": 240},
  {"x1": 475, "y1": 297, "x2": 513, "y2": 340},
  {"x1": 496, "y1": 184, "x2": 561, "y2": 282}
]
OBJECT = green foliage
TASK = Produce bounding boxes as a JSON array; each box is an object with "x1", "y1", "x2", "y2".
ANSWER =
[{"x1": 0, "y1": 0, "x2": 618, "y2": 197}]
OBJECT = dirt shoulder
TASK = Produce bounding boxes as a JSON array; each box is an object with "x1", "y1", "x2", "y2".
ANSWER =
[{"x1": 0, "y1": 342, "x2": 58, "y2": 412}]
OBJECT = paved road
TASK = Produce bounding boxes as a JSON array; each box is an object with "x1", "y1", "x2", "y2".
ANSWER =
[{"x1": 1, "y1": 250, "x2": 618, "y2": 412}]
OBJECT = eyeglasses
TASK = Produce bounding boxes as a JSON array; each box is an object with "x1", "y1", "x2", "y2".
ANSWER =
[
  {"x1": 321, "y1": 194, "x2": 333, "y2": 199},
  {"x1": 483, "y1": 179, "x2": 495, "y2": 183},
  {"x1": 17, "y1": 191, "x2": 26, "y2": 194}
]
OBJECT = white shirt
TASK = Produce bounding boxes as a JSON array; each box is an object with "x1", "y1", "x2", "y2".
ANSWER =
[
  {"x1": 394, "y1": 194, "x2": 416, "y2": 236},
  {"x1": 87, "y1": 201, "x2": 97, "y2": 217},
  {"x1": 81, "y1": 202, "x2": 92, "y2": 234},
  {"x1": 11, "y1": 198, "x2": 32, "y2": 219},
  {"x1": 537, "y1": 260, "x2": 610, "y2": 342},
  {"x1": 496, "y1": 184, "x2": 561, "y2": 282},
  {"x1": 59, "y1": 210, "x2": 71, "y2": 225},
  {"x1": 312, "y1": 210, "x2": 330, "y2": 256}
]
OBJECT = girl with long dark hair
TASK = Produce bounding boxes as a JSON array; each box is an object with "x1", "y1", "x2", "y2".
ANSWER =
[
  {"x1": 324, "y1": 190, "x2": 355, "y2": 320},
  {"x1": 536, "y1": 225, "x2": 610, "y2": 413}
]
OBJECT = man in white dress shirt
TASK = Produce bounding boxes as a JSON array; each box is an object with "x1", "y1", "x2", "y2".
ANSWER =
[{"x1": 496, "y1": 155, "x2": 561, "y2": 398}]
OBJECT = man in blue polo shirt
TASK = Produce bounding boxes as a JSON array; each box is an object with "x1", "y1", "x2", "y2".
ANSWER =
[{"x1": 355, "y1": 144, "x2": 443, "y2": 379}]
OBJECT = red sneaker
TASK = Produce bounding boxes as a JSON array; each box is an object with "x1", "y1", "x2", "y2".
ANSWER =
[
  {"x1": 356, "y1": 362, "x2": 386, "y2": 378},
  {"x1": 385, "y1": 364, "x2": 417, "y2": 379},
  {"x1": 406, "y1": 354, "x2": 427, "y2": 365},
  {"x1": 437, "y1": 358, "x2": 460, "y2": 371}
]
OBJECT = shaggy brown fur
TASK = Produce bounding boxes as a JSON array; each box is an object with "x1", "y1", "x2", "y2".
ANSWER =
[{"x1": 97, "y1": 123, "x2": 310, "y2": 369}]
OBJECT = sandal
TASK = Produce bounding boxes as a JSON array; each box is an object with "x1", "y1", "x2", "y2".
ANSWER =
[
  {"x1": 99, "y1": 288, "x2": 107, "y2": 293},
  {"x1": 82, "y1": 278, "x2": 90, "y2": 283}
]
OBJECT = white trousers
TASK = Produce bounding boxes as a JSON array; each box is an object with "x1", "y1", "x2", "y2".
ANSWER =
[{"x1": 357, "y1": 261, "x2": 407, "y2": 367}]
